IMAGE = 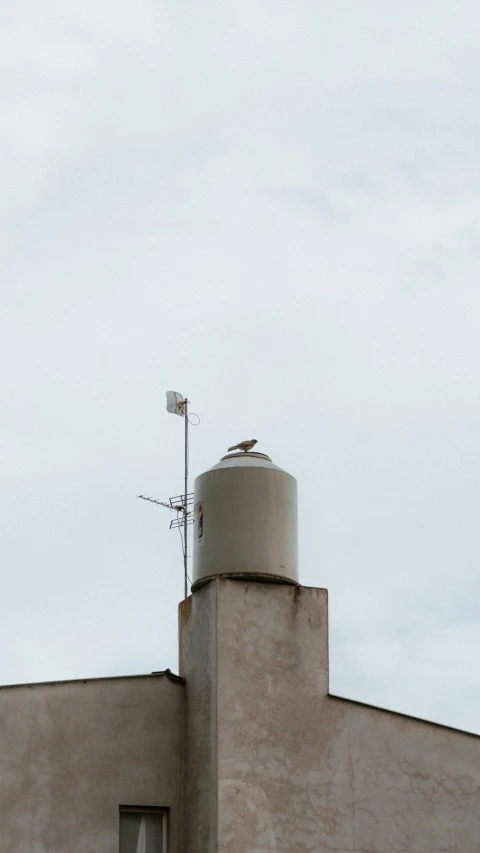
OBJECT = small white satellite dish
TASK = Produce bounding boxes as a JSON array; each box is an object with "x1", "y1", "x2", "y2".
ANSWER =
[{"x1": 166, "y1": 390, "x2": 185, "y2": 417}]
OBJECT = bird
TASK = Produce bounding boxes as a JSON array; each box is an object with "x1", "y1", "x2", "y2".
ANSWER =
[{"x1": 228, "y1": 439, "x2": 258, "y2": 453}]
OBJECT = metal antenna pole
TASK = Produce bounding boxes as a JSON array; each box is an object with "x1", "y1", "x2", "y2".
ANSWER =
[{"x1": 184, "y1": 398, "x2": 189, "y2": 599}]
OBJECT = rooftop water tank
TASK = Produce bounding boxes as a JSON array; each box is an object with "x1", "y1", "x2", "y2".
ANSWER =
[{"x1": 192, "y1": 451, "x2": 298, "y2": 591}]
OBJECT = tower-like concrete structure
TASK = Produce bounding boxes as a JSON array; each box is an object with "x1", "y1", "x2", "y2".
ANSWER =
[
  {"x1": 180, "y1": 580, "x2": 328, "y2": 851},
  {"x1": 179, "y1": 451, "x2": 480, "y2": 853}
]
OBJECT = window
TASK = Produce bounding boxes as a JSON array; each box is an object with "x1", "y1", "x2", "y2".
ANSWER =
[{"x1": 119, "y1": 807, "x2": 167, "y2": 853}]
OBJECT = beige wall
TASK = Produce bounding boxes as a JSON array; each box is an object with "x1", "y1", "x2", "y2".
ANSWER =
[
  {"x1": 0, "y1": 673, "x2": 184, "y2": 853},
  {"x1": 3, "y1": 580, "x2": 480, "y2": 853},
  {"x1": 180, "y1": 579, "x2": 480, "y2": 853},
  {"x1": 180, "y1": 579, "x2": 330, "y2": 852},
  {"x1": 179, "y1": 586, "x2": 218, "y2": 853},
  {"x1": 319, "y1": 695, "x2": 480, "y2": 852}
]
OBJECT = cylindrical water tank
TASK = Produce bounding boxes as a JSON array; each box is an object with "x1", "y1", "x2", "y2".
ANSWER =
[{"x1": 192, "y1": 451, "x2": 298, "y2": 590}]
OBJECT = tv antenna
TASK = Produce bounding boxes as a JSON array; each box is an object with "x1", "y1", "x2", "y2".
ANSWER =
[{"x1": 138, "y1": 391, "x2": 200, "y2": 599}]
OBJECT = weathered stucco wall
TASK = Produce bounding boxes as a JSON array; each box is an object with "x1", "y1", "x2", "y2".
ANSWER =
[
  {"x1": 179, "y1": 584, "x2": 218, "y2": 853},
  {"x1": 180, "y1": 579, "x2": 330, "y2": 852},
  {"x1": 0, "y1": 673, "x2": 184, "y2": 853},
  {"x1": 216, "y1": 580, "x2": 329, "y2": 853},
  {"x1": 319, "y1": 695, "x2": 480, "y2": 853},
  {"x1": 4, "y1": 580, "x2": 479, "y2": 852},
  {"x1": 180, "y1": 578, "x2": 480, "y2": 853}
]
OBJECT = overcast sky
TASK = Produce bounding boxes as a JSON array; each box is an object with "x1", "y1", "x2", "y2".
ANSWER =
[{"x1": 1, "y1": 0, "x2": 480, "y2": 733}]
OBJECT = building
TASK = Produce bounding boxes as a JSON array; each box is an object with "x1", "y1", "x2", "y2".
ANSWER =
[{"x1": 1, "y1": 451, "x2": 479, "y2": 852}]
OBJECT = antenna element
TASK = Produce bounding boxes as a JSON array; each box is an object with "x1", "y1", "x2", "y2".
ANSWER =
[{"x1": 138, "y1": 391, "x2": 199, "y2": 599}]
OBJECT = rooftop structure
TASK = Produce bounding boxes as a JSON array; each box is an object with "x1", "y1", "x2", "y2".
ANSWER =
[{"x1": 1, "y1": 451, "x2": 479, "y2": 852}]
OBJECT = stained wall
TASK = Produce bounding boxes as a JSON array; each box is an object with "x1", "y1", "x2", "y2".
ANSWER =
[
  {"x1": 0, "y1": 673, "x2": 184, "y2": 853},
  {"x1": 180, "y1": 578, "x2": 480, "y2": 853}
]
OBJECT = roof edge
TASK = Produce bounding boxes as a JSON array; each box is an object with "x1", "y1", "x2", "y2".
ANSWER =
[
  {"x1": 328, "y1": 693, "x2": 480, "y2": 739},
  {"x1": 0, "y1": 669, "x2": 185, "y2": 691}
]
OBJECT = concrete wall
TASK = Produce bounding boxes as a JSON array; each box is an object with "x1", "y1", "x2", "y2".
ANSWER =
[
  {"x1": 4, "y1": 580, "x2": 480, "y2": 852},
  {"x1": 216, "y1": 580, "x2": 329, "y2": 853},
  {"x1": 179, "y1": 585, "x2": 218, "y2": 853},
  {"x1": 180, "y1": 578, "x2": 480, "y2": 853},
  {"x1": 180, "y1": 579, "x2": 329, "y2": 852},
  {"x1": 318, "y1": 695, "x2": 480, "y2": 853},
  {"x1": 0, "y1": 673, "x2": 184, "y2": 853}
]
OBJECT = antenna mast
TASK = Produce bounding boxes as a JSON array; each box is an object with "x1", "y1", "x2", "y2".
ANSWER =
[
  {"x1": 183, "y1": 398, "x2": 189, "y2": 600},
  {"x1": 139, "y1": 391, "x2": 199, "y2": 599}
]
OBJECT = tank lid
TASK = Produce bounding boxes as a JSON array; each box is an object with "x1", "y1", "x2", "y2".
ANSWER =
[
  {"x1": 206, "y1": 451, "x2": 289, "y2": 474},
  {"x1": 220, "y1": 451, "x2": 272, "y2": 462}
]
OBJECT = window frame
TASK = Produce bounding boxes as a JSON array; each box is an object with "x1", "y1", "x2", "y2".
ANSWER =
[{"x1": 119, "y1": 805, "x2": 168, "y2": 853}]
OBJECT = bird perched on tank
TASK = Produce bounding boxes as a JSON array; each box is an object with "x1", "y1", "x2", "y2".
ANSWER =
[{"x1": 228, "y1": 439, "x2": 258, "y2": 453}]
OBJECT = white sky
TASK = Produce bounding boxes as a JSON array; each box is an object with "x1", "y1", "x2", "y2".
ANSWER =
[{"x1": 1, "y1": 0, "x2": 480, "y2": 733}]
